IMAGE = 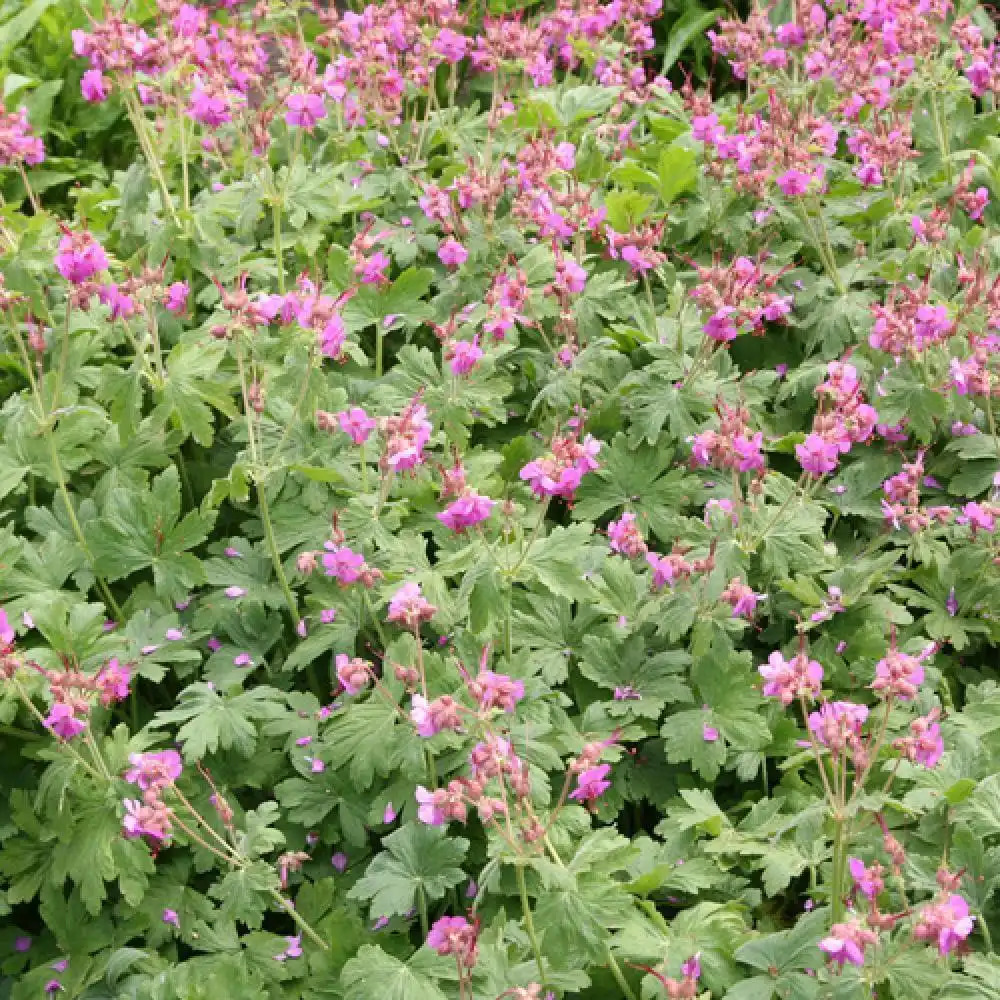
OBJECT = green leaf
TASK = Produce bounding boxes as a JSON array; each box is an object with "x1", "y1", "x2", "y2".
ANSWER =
[
  {"x1": 661, "y1": 8, "x2": 720, "y2": 73},
  {"x1": 657, "y1": 144, "x2": 698, "y2": 205},
  {"x1": 348, "y1": 824, "x2": 469, "y2": 918},
  {"x1": 340, "y1": 945, "x2": 452, "y2": 1000},
  {"x1": 156, "y1": 340, "x2": 237, "y2": 447}
]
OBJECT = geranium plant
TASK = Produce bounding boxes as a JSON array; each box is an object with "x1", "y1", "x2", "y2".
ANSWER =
[{"x1": 2, "y1": 1, "x2": 1000, "y2": 998}]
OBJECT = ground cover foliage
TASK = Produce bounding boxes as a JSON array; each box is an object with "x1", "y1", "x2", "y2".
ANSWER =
[{"x1": 2, "y1": 0, "x2": 1000, "y2": 998}]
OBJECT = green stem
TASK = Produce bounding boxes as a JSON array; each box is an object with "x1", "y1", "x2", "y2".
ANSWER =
[
  {"x1": 417, "y1": 884, "x2": 430, "y2": 939},
  {"x1": 257, "y1": 481, "x2": 299, "y2": 625},
  {"x1": 270, "y1": 889, "x2": 330, "y2": 951},
  {"x1": 516, "y1": 863, "x2": 547, "y2": 988},
  {"x1": 47, "y1": 432, "x2": 123, "y2": 619},
  {"x1": 273, "y1": 199, "x2": 285, "y2": 296},
  {"x1": 929, "y1": 93, "x2": 953, "y2": 185},
  {"x1": 831, "y1": 814, "x2": 849, "y2": 923},
  {"x1": 606, "y1": 944, "x2": 638, "y2": 1000},
  {"x1": 124, "y1": 90, "x2": 181, "y2": 229}
]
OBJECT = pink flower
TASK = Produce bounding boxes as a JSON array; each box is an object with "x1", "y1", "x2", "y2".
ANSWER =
[
  {"x1": 409, "y1": 694, "x2": 460, "y2": 737},
  {"x1": 554, "y1": 142, "x2": 576, "y2": 170},
  {"x1": 0, "y1": 607, "x2": 15, "y2": 645},
  {"x1": 285, "y1": 92, "x2": 327, "y2": 130},
  {"x1": 416, "y1": 785, "x2": 445, "y2": 825},
  {"x1": 358, "y1": 250, "x2": 390, "y2": 285},
  {"x1": 80, "y1": 69, "x2": 108, "y2": 103},
  {"x1": 388, "y1": 582, "x2": 437, "y2": 628},
  {"x1": 759, "y1": 650, "x2": 823, "y2": 705},
  {"x1": 224, "y1": 585, "x2": 246, "y2": 599},
  {"x1": 336, "y1": 407, "x2": 376, "y2": 445},
  {"x1": 808, "y1": 701, "x2": 868, "y2": 751},
  {"x1": 188, "y1": 87, "x2": 231, "y2": 127},
  {"x1": 164, "y1": 281, "x2": 189, "y2": 314},
  {"x1": 848, "y1": 857, "x2": 884, "y2": 900},
  {"x1": 819, "y1": 920, "x2": 877, "y2": 967},
  {"x1": 776, "y1": 168, "x2": 815, "y2": 196},
  {"x1": 322, "y1": 544, "x2": 365, "y2": 584},
  {"x1": 274, "y1": 935, "x2": 303, "y2": 961},
  {"x1": 44, "y1": 703, "x2": 86, "y2": 740},
  {"x1": 426, "y1": 916, "x2": 478, "y2": 967},
  {"x1": 96, "y1": 657, "x2": 131, "y2": 705},
  {"x1": 796, "y1": 433, "x2": 840, "y2": 476},
  {"x1": 468, "y1": 670, "x2": 524, "y2": 713},
  {"x1": 438, "y1": 492, "x2": 496, "y2": 532},
  {"x1": 914, "y1": 894, "x2": 975, "y2": 955},
  {"x1": 438, "y1": 238, "x2": 468, "y2": 269},
  {"x1": 446, "y1": 337, "x2": 483, "y2": 376},
  {"x1": 608, "y1": 511, "x2": 647, "y2": 558},
  {"x1": 125, "y1": 750, "x2": 182, "y2": 789},
  {"x1": 569, "y1": 763, "x2": 612, "y2": 803},
  {"x1": 331, "y1": 851, "x2": 348, "y2": 872},
  {"x1": 55, "y1": 232, "x2": 108, "y2": 283},
  {"x1": 162, "y1": 908, "x2": 180, "y2": 928},
  {"x1": 702, "y1": 723, "x2": 720, "y2": 742},
  {"x1": 335, "y1": 653, "x2": 371, "y2": 695},
  {"x1": 433, "y1": 28, "x2": 467, "y2": 64},
  {"x1": 872, "y1": 647, "x2": 927, "y2": 701}
]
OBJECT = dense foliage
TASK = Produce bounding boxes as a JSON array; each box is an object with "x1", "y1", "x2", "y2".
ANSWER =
[{"x1": 3, "y1": 1, "x2": 1000, "y2": 998}]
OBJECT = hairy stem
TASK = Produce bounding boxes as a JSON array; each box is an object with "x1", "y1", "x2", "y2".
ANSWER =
[{"x1": 516, "y1": 863, "x2": 547, "y2": 988}]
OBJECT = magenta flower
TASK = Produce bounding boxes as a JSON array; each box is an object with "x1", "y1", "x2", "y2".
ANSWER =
[
  {"x1": 80, "y1": 69, "x2": 108, "y2": 103},
  {"x1": 759, "y1": 651, "x2": 823, "y2": 705},
  {"x1": 795, "y1": 433, "x2": 840, "y2": 476},
  {"x1": 55, "y1": 232, "x2": 108, "y2": 283},
  {"x1": 848, "y1": 857, "x2": 884, "y2": 900},
  {"x1": 914, "y1": 894, "x2": 975, "y2": 955},
  {"x1": 162, "y1": 908, "x2": 180, "y2": 928},
  {"x1": 446, "y1": 337, "x2": 483, "y2": 376},
  {"x1": 433, "y1": 28, "x2": 467, "y2": 64},
  {"x1": 388, "y1": 582, "x2": 437, "y2": 628},
  {"x1": 44, "y1": 703, "x2": 86, "y2": 740},
  {"x1": 437, "y1": 492, "x2": 496, "y2": 532},
  {"x1": 188, "y1": 87, "x2": 231, "y2": 127},
  {"x1": 96, "y1": 657, "x2": 131, "y2": 705},
  {"x1": 358, "y1": 250, "x2": 390, "y2": 285},
  {"x1": 438, "y1": 238, "x2": 468, "y2": 269},
  {"x1": 336, "y1": 407, "x2": 376, "y2": 445},
  {"x1": 163, "y1": 281, "x2": 189, "y2": 314},
  {"x1": 224, "y1": 585, "x2": 246, "y2": 599},
  {"x1": 776, "y1": 168, "x2": 815, "y2": 196},
  {"x1": 426, "y1": 916, "x2": 478, "y2": 967},
  {"x1": 322, "y1": 544, "x2": 365, "y2": 584},
  {"x1": 416, "y1": 785, "x2": 445, "y2": 825},
  {"x1": 819, "y1": 920, "x2": 877, "y2": 967},
  {"x1": 331, "y1": 851, "x2": 348, "y2": 872},
  {"x1": 285, "y1": 92, "x2": 327, "y2": 130},
  {"x1": 0, "y1": 607, "x2": 14, "y2": 645},
  {"x1": 274, "y1": 935, "x2": 303, "y2": 961},
  {"x1": 569, "y1": 763, "x2": 612, "y2": 803},
  {"x1": 702, "y1": 723, "x2": 720, "y2": 742},
  {"x1": 125, "y1": 750, "x2": 182, "y2": 789}
]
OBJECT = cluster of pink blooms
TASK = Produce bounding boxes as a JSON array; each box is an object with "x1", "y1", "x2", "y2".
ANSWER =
[
  {"x1": 894, "y1": 707, "x2": 945, "y2": 767},
  {"x1": 870, "y1": 282, "x2": 955, "y2": 358},
  {"x1": 520, "y1": 429, "x2": 600, "y2": 501},
  {"x1": 846, "y1": 115, "x2": 917, "y2": 187},
  {"x1": 880, "y1": 450, "x2": 953, "y2": 533},
  {"x1": 388, "y1": 581, "x2": 437, "y2": 630},
  {"x1": 382, "y1": 398, "x2": 434, "y2": 473},
  {"x1": 954, "y1": 15, "x2": 1000, "y2": 99},
  {"x1": 426, "y1": 914, "x2": 478, "y2": 970},
  {"x1": 122, "y1": 750, "x2": 182, "y2": 845},
  {"x1": 689, "y1": 256, "x2": 793, "y2": 344},
  {"x1": 913, "y1": 892, "x2": 976, "y2": 956},
  {"x1": 759, "y1": 649, "x2": 824, "y2": 706},
  {"x1": 689, "y1": 401, "x2": 766, "y2": 473},
  {"x1": 720, "y1": 578, "x2": 763, "y2": 619},
  {"x1": 819, "y1": 919, "x2": 879, "y2": 967},
  {"x1": 605, "y1": 222, "x2": 667, "y2": 276},
  {"x1": 687, "y1": 87, "x2": 834, "y2": 199},
  {"x1": 796, "y1": 361, "x2": 877, "y2": 477},
  {"x1": 438, "y1": 490, "x2": 496, "y2": 533},
  {"x1": 25, "y1": 657, "x2": 131, "y2": 741},
  {"x1": 0, "y1": 102, "x2": 44, "y2": 168},
  {"x1": 646, "y1": 543, "x2": 714, "y2": 592},
  {"x1": 607, "y1": 511, "x2": 647, "y2": 558},
  {"x1": 871, "y1": 638, "x2": 934, "y2": 701},
  {"x1": 808, "y1": 701, "x2": 868, "y2": 756},
  {"x1": 335, "y1": 654, "x2": 373, "y2": 696},
  {"x1": 259, "y1": 276, "x2": 355, "y2": 361}
]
